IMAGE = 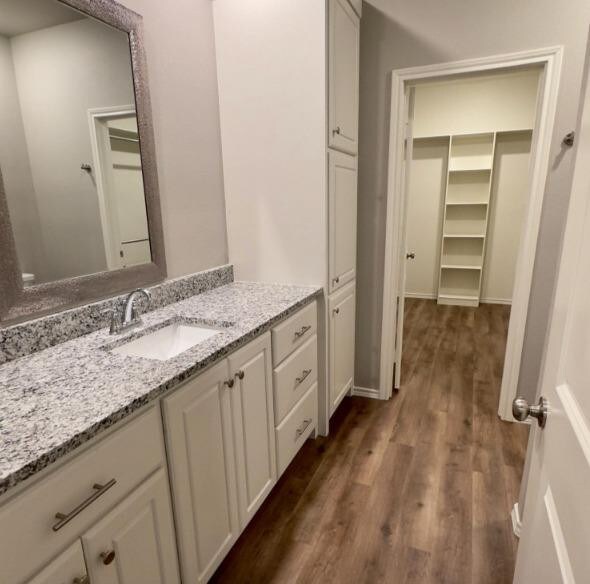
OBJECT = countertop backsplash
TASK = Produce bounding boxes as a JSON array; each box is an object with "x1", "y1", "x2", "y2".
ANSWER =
[{"x1": 0, "y1": 264, "x2": 234, "y2": 365}]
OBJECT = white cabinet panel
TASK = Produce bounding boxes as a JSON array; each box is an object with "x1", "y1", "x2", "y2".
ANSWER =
[
  {"x1": 273, "y1": 334, "x2": 318, "y2": 424},
  {"x1": 82, "y1": 470, "x2": 179, "y2": 584},
  {"x1": 271, "y1": 301, "x2": 317, "y2": 366},
  {"x1": 329, "y1": 150, "x2": 358, "y2": 293},
  {"x1": 329, "y1": 282, "x2": 356, "y2": 414},
  {"x1": 228, "y1": 333, "x2": 277, "y2": 529},
  {"x1": 162, "y1": 361, "x2": 239, "y2": 584},
  {"x1": 27, "y1": 541, "x2": 87, "y2": 584},
  {"x1": 347, "y1": 0, "x2": 362, "y2": 17},
  {"x1": 0, "y1": 407, "x2": 165, "y2": 584},
  {"x1": 275, "y1": 383, "x2": 318, "y2": 476},
  {"x1": 329, "y1": 0, "x2": 360, "y2": 154}
]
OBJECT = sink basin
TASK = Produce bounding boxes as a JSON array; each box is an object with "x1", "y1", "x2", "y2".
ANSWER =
[{"x1": 111, "y1": 322, "x2": 222, "y2": 361}]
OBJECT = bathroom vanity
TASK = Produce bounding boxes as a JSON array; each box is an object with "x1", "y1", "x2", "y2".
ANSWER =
[{"x1": 0, "y1": 275, "x2": 320, "y2": 583}]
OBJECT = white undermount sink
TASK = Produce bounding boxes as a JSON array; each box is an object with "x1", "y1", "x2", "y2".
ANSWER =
[{"x1": 111, "y1": 322, "x2": 222, "y2": 361}]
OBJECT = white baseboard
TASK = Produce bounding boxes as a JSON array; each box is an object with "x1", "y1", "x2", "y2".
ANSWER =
[
  {"x1": 352, "y1": 386, "x2": 381, "y2": 400},
  {"x1": 405, "y1": 292, "x2": 512, "y2": 306},
  {"x1": 511, "y1": 502, "x2": 522, "y2": 538},
  {"x1": 481, "y1": 297, "x2": 512, "y2": 305},
  {"x1": 404, "y1": 292, "x2": 436, "y2": 300}
]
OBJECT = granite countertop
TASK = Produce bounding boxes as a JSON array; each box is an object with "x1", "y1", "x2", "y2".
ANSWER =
[{"x1": 0, "y1": 281, "x2": 321, "y2": 497}]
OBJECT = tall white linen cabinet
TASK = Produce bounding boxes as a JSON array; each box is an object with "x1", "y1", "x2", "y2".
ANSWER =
[{"x1": 213, "y1": 0, "x2": 361, "y2": 434}]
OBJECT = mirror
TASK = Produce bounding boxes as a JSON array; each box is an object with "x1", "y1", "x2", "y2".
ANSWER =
[{"x1": 0, "y1": 0, "x2": 166, "y2": 323}]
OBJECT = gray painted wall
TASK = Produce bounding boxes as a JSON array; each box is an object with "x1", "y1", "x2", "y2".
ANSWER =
[
  {"x1": 120, "y1": 0, "x2": 229, "y2": 278},
  {"x1": 0, "y1": 36, "x2": 43, "y2": 277},
  {"x1": 356, "y1": 0, "x2": 590, "y2": 402}
]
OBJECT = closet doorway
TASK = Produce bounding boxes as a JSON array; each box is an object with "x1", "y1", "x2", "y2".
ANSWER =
[{"x1": 379, "y1": 48, "x2": 563, "y2": 420}]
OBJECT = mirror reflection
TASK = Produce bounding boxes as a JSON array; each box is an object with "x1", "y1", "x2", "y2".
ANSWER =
[{"x1": 0, "y1": 0, "x2": 151, "y2": 287}]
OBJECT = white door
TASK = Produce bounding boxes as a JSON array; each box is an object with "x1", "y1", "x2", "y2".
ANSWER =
[
  {"x1": 82, "y1": 469, "x2": 180, "y2": 584},
  {"x1": 328, "y1": 0, "x2": 360, "y2": 155},
  {"x1": 329, "y1": 281, "x2": 356, "y2": 414},
  {"x1": 228, "y1": 333, "x2": 277, "y2": 529},
  {"x1": 162, "y1": 360, "x2": 239, "y2": 584},
  {"x1": 389, "y1": 89, "x2": 416, "y2": 394},
  {"x1": 513, "y1": 53, "x2": 590, "y2": 583},
  {"x1": 27, "y1": 541, "x2": 88, "y2": 584},
  {"x1": 108, "y1": 117, "x2": 151, "y2": 268},
  {"x1": 329, "y1": 150, "x2": 358, "y2": 293}
]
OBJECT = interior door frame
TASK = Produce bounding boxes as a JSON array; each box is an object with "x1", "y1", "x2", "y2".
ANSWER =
[
  {"x1": 87, "y1": 105, "x2": 137, "y2": 270},
  {"x1": 379, "y1": 47, "x2": 563, "y2": 409}
]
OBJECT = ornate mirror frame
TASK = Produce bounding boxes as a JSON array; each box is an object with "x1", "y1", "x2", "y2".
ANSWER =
[{"x1": 0, "y1": 0, "x2": 166, "y2": 325}]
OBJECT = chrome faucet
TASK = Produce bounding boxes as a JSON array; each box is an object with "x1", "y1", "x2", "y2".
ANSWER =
[{"x1": 110, "y1": 288, "x2": 152, "y2": 334}]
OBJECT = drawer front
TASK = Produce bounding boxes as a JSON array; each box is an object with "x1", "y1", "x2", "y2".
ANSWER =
[
  {"x1": 273, "y1": 335, "x2": 318, "y2": 424},
  {"x1": 276, "y1": 383, "x2": 318, "y2": 476},
  {"x1": 0, "y1": 406, "x2": 165, "y2": 584},
  {"x1": 271, "y1": 301, "x2": 317, "y2": 366}
]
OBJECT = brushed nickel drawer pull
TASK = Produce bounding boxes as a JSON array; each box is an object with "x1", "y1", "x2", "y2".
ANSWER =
[
  {"x1": 52, "y1": 479, "x2": 117, "y2": 532},
  {"x1": 295, "y1": 418, "x2": 312, "y2": 440},
  {"x1": 295, "y1": 369, "x2": 312, "y2": 386},
  {"x1": 294, "y1": 325, "x2": 311, "y2": 340}
]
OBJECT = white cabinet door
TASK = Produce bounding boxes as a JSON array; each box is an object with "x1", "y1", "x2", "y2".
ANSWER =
[
  {"x1": 82, "y1": 469, "x2": 179, "y2": 584},
  {"x1": 28, "y1": 541, "x2": 87, "y2": 584},
  {"x1": 328, "y1": 0, "x2": 360, "y2": 155},
  {"x1": 328, "y1": 282, "x2": 356, "y2": 415},
  {"x1": 228, "y1": 333, "x2": 277, "y2": 529},
  {"x1": 162, "y1": 360, "x2": 239, "y2": 584},
  {"x1": 329, "y1": 150, "x2": 358, "y2": 293}
]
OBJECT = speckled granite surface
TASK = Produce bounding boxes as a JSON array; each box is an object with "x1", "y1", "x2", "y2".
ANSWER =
[
  {"x1": 0, "y1": 281, "x2": 321, "y2": 496},
  {"x1": 0, "y1": 264, "x2": 234, "y2": 365}
]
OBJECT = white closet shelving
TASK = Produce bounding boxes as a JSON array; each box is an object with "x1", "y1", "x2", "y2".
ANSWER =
[{"x1": 438, "y1": 132, "x2": 496, "y2": 306}]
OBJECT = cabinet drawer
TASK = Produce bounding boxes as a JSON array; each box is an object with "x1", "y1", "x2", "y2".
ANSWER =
[
  {"x1": 0, "y1": 406, "x2": 165, "y2": 584},
  {"x1": 273, "y1": 335, "x2": 318, "y2": 424},
  {"x1": 271, "y1": 301, "x2": 317, "y2": 366},
  {"x1": 276, "y1": 383, "x2": 318, "y2": 476}
]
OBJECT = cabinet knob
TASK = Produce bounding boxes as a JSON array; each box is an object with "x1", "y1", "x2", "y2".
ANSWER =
[
  {"x1": 224, "y1": 378, "x2": 235, "y2": 388},
  {"x1": 333, "y1": 276, "x2": 340, "y2": 284},
  {"x1": 333, "y1": 307, "x2": 340, "y2": 315},
  {"x1": 333, "y1": 126, "x2": 341, "y2": 135},
  {"x1": 100, "y1": 550, "x2": 116, "y2": 565},
  {"x1": 235, "y1": 370, "x2": 245, "y2": 380}
]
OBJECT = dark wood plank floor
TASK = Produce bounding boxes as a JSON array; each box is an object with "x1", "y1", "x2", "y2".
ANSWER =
[{"x1": 211, "y1": 299, "x2": 529, "y2": 584}]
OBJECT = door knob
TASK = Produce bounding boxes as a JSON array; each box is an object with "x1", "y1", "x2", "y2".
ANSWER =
[
  {"x1": 512, "y1": 396, "x2": 548, "y2": 428},
  {"x1": 406, "y1": 252, "x2": 416, "y2": 260}
]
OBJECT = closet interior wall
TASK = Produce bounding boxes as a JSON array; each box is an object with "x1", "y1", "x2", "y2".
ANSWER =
[{"x1": 405, "y1": 68, "x2": 542, "y2": 305}]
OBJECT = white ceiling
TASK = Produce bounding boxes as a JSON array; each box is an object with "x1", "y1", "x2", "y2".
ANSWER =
[{"x1": 0, "y1": 0, "x2": 85, "y2": 38}]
